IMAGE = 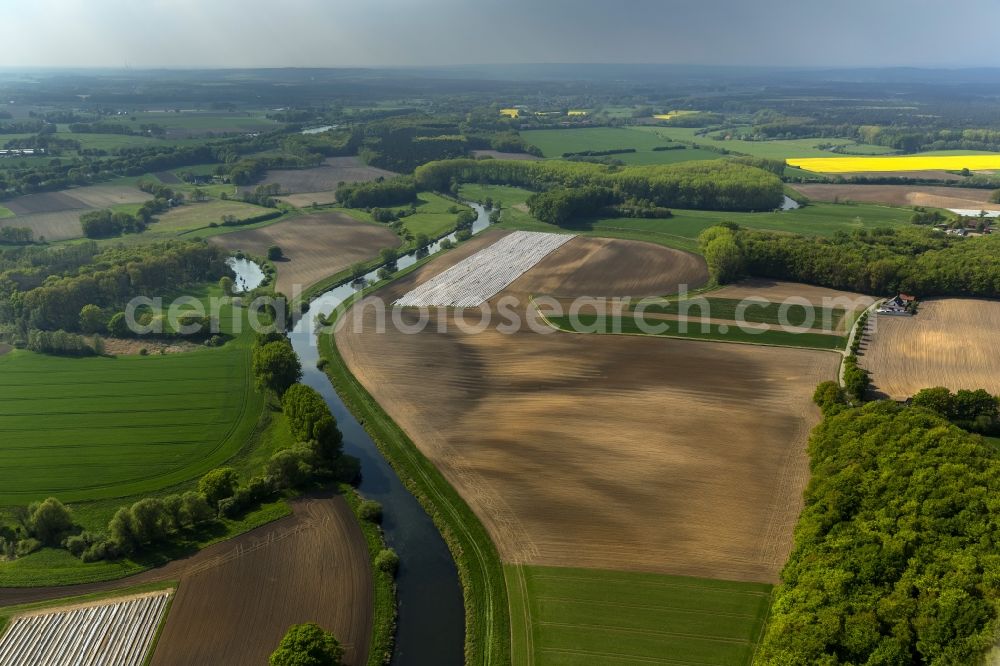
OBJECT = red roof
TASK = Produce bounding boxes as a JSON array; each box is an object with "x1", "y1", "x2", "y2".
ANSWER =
[{"x1": 899, "y1": 293, "x2": 916, "y2": 301}]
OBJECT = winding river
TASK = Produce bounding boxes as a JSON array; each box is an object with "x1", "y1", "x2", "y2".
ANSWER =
[{"x1": 288, "y1": 205, "x2": 491, "y2": 665}]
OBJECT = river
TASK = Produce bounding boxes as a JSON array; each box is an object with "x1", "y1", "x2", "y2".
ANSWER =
[{"x1": 288, "y1": 204, "x2": 491, "y2": 665}]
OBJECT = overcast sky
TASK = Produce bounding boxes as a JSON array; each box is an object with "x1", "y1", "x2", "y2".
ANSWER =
[{"x1": 3, "y1": 0, "x2": 998, "y2": 69}]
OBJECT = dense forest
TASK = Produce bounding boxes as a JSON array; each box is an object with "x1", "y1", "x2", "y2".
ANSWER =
[
  {"x1": 0, "y1": 241, "x2": 229, "y2": 345},
  {"x1": 698, "y1": 224, "x2": 1000, "y2": 297},
  {"x1": 415, "y1": 158, "x2": 784, "y2": 211},
  {"x1": 759, "y1": 399, "x2": 1000, "y2": 664}
]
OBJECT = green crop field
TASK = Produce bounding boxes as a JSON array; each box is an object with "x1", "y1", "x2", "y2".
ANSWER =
[
  {"x1": 640, "y1": 297, "x2": 849, "y2": 330},
  {"x1": 521, "y1": 127, "x2": 723, "y2": 165},
  {"x1": 0, "y1": 289, "x2": 262, "y2": 505},
  {"x1": 546, "y1": 312, "x2": 846, "y2": 350},
  {"x1": 150, "y1": 199, "x2": 272, "y2": 233},
  {"x1": 0, "y1": 206, "x2": 13, "y2": 219},
  {"x1": 506, "y1": 565, "x2": 772, "y2": 665},
  {"x1": 473, "y1": 183, "x2": 914, "y2": 253},
  {"x1": 632, "y1": 126, "x2": 896, "y2": 160},
  {"x1": 343, "y1": 191, "x2": 468, "y2": 240}
]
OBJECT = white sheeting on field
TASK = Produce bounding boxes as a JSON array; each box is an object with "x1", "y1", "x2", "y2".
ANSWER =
[
  {"x1": 395, "y1": 230, "x2": 575, "y2": 308},
  {"x1": 0, "y1": 591, "x2": 171, "y2": 666}
]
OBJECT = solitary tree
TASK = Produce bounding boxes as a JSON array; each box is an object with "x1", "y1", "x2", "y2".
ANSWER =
[
  {"x1": 268, "y1": 245, "x2": 284, "y2": 261},
  {"x1": 269, "y1": 623, "x2": 343, "y2": 666}
]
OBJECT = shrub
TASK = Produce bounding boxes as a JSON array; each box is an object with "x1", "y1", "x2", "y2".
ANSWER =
[
  {"x1": 374, "y1": 548, "x2": 400, "y2": 575},
  {"x1": 357, "y1": 500, "x2": 383, "y2": 523}
]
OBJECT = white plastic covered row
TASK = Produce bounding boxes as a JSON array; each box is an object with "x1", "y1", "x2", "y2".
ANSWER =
[
  {"x1": 0, "y1": 591, "x2": 171, "y2": 666},
  {"x1": 394, "y1": 230, "x2": 575, "y2": 308}
]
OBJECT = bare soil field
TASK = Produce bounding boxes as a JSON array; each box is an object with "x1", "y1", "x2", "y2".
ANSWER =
[
  {"x1": 336, "y1": 233, "x2": 837, "y2": 583},
  {"x1": 0, "y1": 344, "x2": 11, "y2": 356},
  {"x1": 4, "y1": 191, "x2": 84, "y2": 215},
  {"x1": 792, "y1": 183, "x2": 1000, "y2": 211},
  {"x1": 4, "y1": 185, "x2": 151, "y2": 214},
  {"x1": 711, "y1": 278, "x2": 876, "y2": 309},
  {"x1": 471, "y1": 150, "x2": 543, "y2": 161},
  {"x1": 150, "y1": 496, "x2": 372, "y2": 666},
  {"x1": 153, "y1": 171, "x2": 182, "y2": 184},
  {"x1": 816, "y1": 170, "x2": 965, "y2": 181},
  {"x1": 242, "y1": 156, "x2": 396, "y2": 195},
  {"x1": 210, "y1": 212, "x2": 397, "y2": 296},
  {"x1": 0, "y1": 495, "x2": 373, "y2": 666},
  {"x1": 277, "y1": 191, "x2": 340, "y2": 208},
  {"x1": 58, "y1": 184, "x2": 153, "y2": 209},
  {"x1": 1, "y1": 211, "x2": 83, "y2": 241},
  {"x1": 860, "y1": 299, "x2": 1000, "y2": 400},
  {"x1": 501, "y1": 235, "x2": 708, "y2": 299}
]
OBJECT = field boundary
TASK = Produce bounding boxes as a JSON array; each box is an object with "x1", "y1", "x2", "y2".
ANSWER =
[
  {"x1": 534, "y1": 298, "x2": 846, "y2": 353},
  {"x1": 317, "y1": 264, "x2": 510, "y2": 665}
]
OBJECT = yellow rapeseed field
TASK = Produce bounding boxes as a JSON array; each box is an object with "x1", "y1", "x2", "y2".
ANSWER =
[
  {"x1": 788, "y1": 154, "x2": 1000, "y2": 173},
  {"x1": 499, "y1": 108, "x2": 520, "y2": 118}
]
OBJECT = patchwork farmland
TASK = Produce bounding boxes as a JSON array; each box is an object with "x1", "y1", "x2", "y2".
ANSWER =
[
  {"x1": 861, "y1": 299, "x2": 1000, "y2": 399},
  {"x1": 334, "y1": 230, "x2": 845, "y2": 660},
  {"x1": 0, "y1": 591, "x2": 171, "y2": 666},
  {"x1": 338, "y1": 231, "x2": 838, "y2": 580}
]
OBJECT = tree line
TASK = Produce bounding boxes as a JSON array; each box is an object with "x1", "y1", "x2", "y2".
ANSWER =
[
  {"x1": 698, "y1": 223, "x2": 1000, "y2": 298},
  {"x1": 414, "y1": 158, "x2": 784, "y2": 212}
]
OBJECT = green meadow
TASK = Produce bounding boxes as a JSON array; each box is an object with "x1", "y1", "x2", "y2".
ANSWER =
[
  {"x1": 506, "y1": 565, "x2": 772, "y2": 665},
  {"x1": 461, "y1": 184, "x2": 915, "y2": 253},
  {"x1": 521, "y1": 127, "x2": 722, "y2": 164}
]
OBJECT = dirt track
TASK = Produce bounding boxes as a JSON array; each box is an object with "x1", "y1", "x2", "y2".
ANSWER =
[
  {"x1": 791, "y1": 183, "x2": 1000, "y2": 211},
  {"x1": 861, "y1": 299, "x2": 1000, "y2": 400},
  {"x1": 336, "y1": 234, "x2": 836, "y2": 584},
  {"x1": 210, "y1": 212, "x2": 397, "y2": 296},
  {"x1": 0, "y1": 495, "x2": 373, "y2": 666}
]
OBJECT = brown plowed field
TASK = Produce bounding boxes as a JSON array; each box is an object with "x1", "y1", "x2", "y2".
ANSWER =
[
  {"x1": 792, "y1": 183, "x2": 1000, "y2": 211},
  {"x1": 813, "y1": 170, "x2": 965, "y2": 181},
  {"x1": 4, "y1": 191, "x2": 84, "y2": 215},
  {"x1": 150, "y1": 496, "x2": 372, "y2": 666},
  {"x1": 0, "y1": 495, "x2": 373, "y2": 666},
  {"x1": 242, "y1": 156, "x2": 396, "y2": 195},
  {"x1": 336, "y1": 234, "x2": 838, "y2": 584},
  {"x1": 499, "y1": 235, "x2": 708, "y2": 300},
  {"x1": 711, "y1": 278, "x2": 876, "y2": 309},
  {"x1": 4, "y1": 185, "x2": 151, "y2": 214},
  {"x1": 210, "y1": 212, "x2": 397, "y2": 296},
  {"x1": 1, "y1": 211, "x2": 83, "y2": 241},
  {"x1": 860, "y1": 299, "x2": 1000, "y2": 400}
]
